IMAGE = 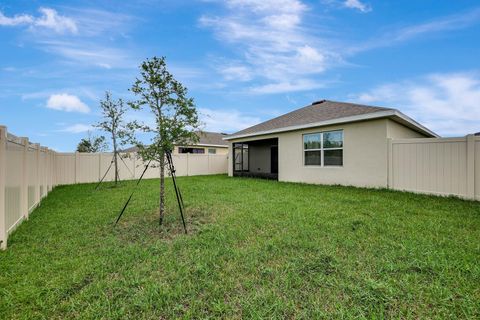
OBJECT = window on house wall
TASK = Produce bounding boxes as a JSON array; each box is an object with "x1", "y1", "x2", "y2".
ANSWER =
[
  {"x1": 208, "y1": 148, "x2": 216, "y2": 154},
  {"x1": 178, "y1": 147, "x2": 205, "y2": 154},
  {"x1": 303, "y1": 130, "x2": 343, "y2": 166}
]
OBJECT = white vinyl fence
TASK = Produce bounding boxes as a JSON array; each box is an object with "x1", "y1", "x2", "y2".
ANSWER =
[
  {"x1": 0, "y1": 126, "x2": 56, "y2": 249},
  {"x1": 0, "y1": 126, "x2": 228, "y2": 249},
  {"x1": 55, "y1": 152, "x2": 228, "y2": 184},
  {"x1": 388, "y1": 135, "x2": 480, "y2": 200}
]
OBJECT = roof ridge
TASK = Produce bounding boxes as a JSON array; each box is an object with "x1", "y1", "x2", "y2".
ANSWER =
[
  {"x1": 323, "y1": 99, "x2": 394, "y2": 110},
  {"x1": 228, "y1": 100, "x2": 400, "y2": 138}
]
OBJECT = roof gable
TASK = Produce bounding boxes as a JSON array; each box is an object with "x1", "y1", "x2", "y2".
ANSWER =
[
  {"x1": 224, "y1": 100, "x2": 438, "y2": 139},
  {"x1": 231, "y1": 100, "x2": 392, "y2": 137}
]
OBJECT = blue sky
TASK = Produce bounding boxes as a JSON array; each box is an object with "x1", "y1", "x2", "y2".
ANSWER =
[{"x1": 1, "y1": 0, "x2": 480, "y2": 151}]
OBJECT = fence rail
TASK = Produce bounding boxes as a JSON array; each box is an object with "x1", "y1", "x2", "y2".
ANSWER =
[
  {"x1": 388, "y1": 134, "x2": 479, "y2": 200},
  {"x1": 0, "y1": 126, "x2": 228, "y2": 249}
]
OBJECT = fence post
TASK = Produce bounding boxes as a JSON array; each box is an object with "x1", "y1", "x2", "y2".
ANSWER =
[
  {"x1": 98, "y1": 153, "x2": 102, "y2": 181},
  {"x1": 0, "y1": 126, "x2": 7, "y2": 249},
  {"x1": 52, "y1": 150, "x2": 56, "y2": 188},
  {"x1": 387, "y1": 138, "x2": 393, "y2": 189},
  {"x1": 133, "y1": 154, "x2": 136, "y2": 179},
  {"x1": 21, "y1": 138, "x2": 29, "y2": 219},
  {"x1": 49, "y1": 150, "x2": 54, "y2": 190},
  {"x1": 47, "y1": 150, "x2": 51, "y2": 192},
  {"x1": 466, "y1": 134, "x2": 475, "y2": 199},
  {"x1": 35, "y1": 143, "x2": 40, "y2": 204},
  {"x1": 130, "y1": 154, "x2": 135, "y2": 180},
  {"x1": 207, "y1": 154, "x2": 211, "y2": 174},
  {"x1": 75, "y1": 151, "x2": 79, "y2": 184},
  {"x1": 43, "y1": 148, "x2": 48, "y2": 196}
]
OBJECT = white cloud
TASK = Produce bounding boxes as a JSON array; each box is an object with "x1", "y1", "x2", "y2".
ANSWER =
[
  {"x1": 59, "y1": 123, "x2": 92, "y2": 134},
  {"x1": 200, "y1": 0, "x2": 336, "y2": 93},
  {"x1": 352, "y1": 7, "x2": 480, "y2": 53},
  {"x1": 199, "y1": 108, "x2": 261, "y2": 132},
  {"x1": 0, "y1": 12, "x2": 34, "y2": 26},
  {"x1": 394, "y1": 8, "x2": 480, "y2": 42},
  {"x1": 34, "y1": 8, "x2": 77, "y2": 34},
  {"x1": 219, "y1": 65, "x2": 253, "y2": 82},
  {"x1": 0, "y1": 7, "x2": 77, "y2": 34},
  {"x1": 344, "y1": 0, "x2": 371, "y2": 13},
  {"x1": 250, "y1": 79, "x2": 326, "y2": 94},
  {"x1": 46, "y1": 94, "x2": 90, "y2": 113},
  {"x1": 224, "y1": 0, "x2": 307, "y2": 13},
  {"x1": 38, "y1": 40, "x2": 133, "y2": 69},
  {"x1": 353, "y1": 72, "x2": 480, "y2": 136}
]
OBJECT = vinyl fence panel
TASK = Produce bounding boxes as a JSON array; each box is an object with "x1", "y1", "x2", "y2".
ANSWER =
[
  {"x1": 55, "y1": 153, "x2": 75, "y2": 185},
  {"x1": 1, "y1": 128, "x2": 56, "y2": 249},
  {"x1": 476, "y1": 138, "x2": 480, "y2": 200},
  {"x1": 5, "y1": 137, "x2": 23, "y2": 234},
  {"x1": 171, "y1": 154, "x2": 188, "y2": 176},
  {"x1": 27, "y1": 146, "x2": 37, "y2": 211},
  {"x1": 77, "y1": 153, "x2": 100, "y2": 183},
  {"x1": 389, "y1": 135, "x2": 478, "y2": 200},
  {"x1": 187, "y1": 154, "x2": 209, "y2": 176},
  {"x1": 208, "y1": 155, "x2": 229, "y2": 174}
]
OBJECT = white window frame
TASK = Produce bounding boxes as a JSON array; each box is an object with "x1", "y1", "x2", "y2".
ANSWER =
[
  {"x1": 208, "y1": 148, "x2": 217, "y2": 154},
  {"x1": 303, "y1": 130, "x2": 343, "y2": 167}
]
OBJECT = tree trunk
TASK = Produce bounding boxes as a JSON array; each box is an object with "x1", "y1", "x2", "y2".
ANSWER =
[{"x1": 159, "y1": 152, "x2": 165, "y2": 225}]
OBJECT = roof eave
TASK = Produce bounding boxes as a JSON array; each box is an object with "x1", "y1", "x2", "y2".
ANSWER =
[
  {"x1": 183, "y1": 143, "x2": 228, "y2": 148},
  {"x1": 390, "y1": 110, "x2": 439, "y2": 138},
  {"x1": 223, "y1": 110, "x2": 439, "y2": 141}
]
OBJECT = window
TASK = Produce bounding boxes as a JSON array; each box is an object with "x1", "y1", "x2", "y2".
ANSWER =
[
  {"x1": 178, "y1": 147, "x2": 205, "y2": 154},
  {"x1": 208, "y1": 148, "x2": 217, "y2": 154},
  {"x1": 303, "y1": 130, "x2": 343, "y2": 166}
]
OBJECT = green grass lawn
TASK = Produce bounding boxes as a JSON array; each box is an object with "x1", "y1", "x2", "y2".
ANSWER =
[{"x1": 1, "y1": 175, "x2": 479, "y2": 319}]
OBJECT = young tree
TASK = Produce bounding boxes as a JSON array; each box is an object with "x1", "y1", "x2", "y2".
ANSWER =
[
  {"x1": 129, "y1": 56, "x2": 201, "y2": 225},
  {"x1": 76, "y1": 132, "x2": 107, "y2": 153},
  {"x1": 95, "y1": 91, "x2": 129, "y2": 186}
]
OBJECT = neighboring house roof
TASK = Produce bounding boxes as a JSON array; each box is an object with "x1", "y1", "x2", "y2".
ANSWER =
[
  {"x1": 224, "y1": 100, "x2": 438, "y2": 140},
  {"x1": 196, "y1": 131, "x2": 229, "y2": 147},
  {"x1": 122, "y1": 131, "x2": 228, "y2": 152},
  {"x1": 475, "y1": 132, "x2": 480, "y2": 136}
]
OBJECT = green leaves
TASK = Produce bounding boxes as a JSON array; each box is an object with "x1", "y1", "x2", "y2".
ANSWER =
[
  {"x1": 128, "y1": 56, "x2": 201, "y2": 162},
  {"x1": 76, "y1": 133, "x2": 107, "y2": 153},
  {"x1": 95, "y1": 91, "x2": 131, "y2": 148}
]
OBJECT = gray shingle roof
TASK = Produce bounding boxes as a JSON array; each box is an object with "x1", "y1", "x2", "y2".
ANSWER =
[
  {"x1": 122, "y1": 131, "x2": 228, "y2": 152},
  {"x1": 230, "y1": 100, "x2": 393, "y2": 137},
  {"x1": 197, "y1": 131, "x2": 228, "y2": 146}
]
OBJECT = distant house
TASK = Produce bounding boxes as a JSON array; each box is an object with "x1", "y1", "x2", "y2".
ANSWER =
[
  {"x1": 224, "y1": 100, "x2": 438, "y2": 188},
  {"x1": 124, "y1": 131, "x2": 228, "y2": 155},
  {"x1": 175, "y1": 131, "x2": 228, "y2": 155}
]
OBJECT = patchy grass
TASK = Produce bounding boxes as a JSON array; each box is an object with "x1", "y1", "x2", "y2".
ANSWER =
[{"x1": 1, "y1": 175, "x2": 479, "y2": 319}]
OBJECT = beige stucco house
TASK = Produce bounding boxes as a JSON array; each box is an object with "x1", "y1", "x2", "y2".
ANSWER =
[
  {"x1": 124, "y1": 131, "x2": 228, "y2": 155},
  {"x1": 174, "y1": 131, "x2": 228, "y2": 155},
  {"x1": 224, "y1": 100, "x2": 438, "y2": 188}
]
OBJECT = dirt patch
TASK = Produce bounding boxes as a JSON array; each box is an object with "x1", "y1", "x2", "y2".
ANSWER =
[{"x1": 114, "y1": 206, "x2": 214, "y2": 244}]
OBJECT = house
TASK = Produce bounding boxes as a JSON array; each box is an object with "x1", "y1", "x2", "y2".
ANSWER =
[
  {"x1": 224, "y1": 100, "x2": 438, "y2": 188},
  {"x1": 124, "y1": 131, "x2": 229, "y2": 155},
  {"x1": 175, "y1": 131, "x2": 228, "y2": 155}
]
